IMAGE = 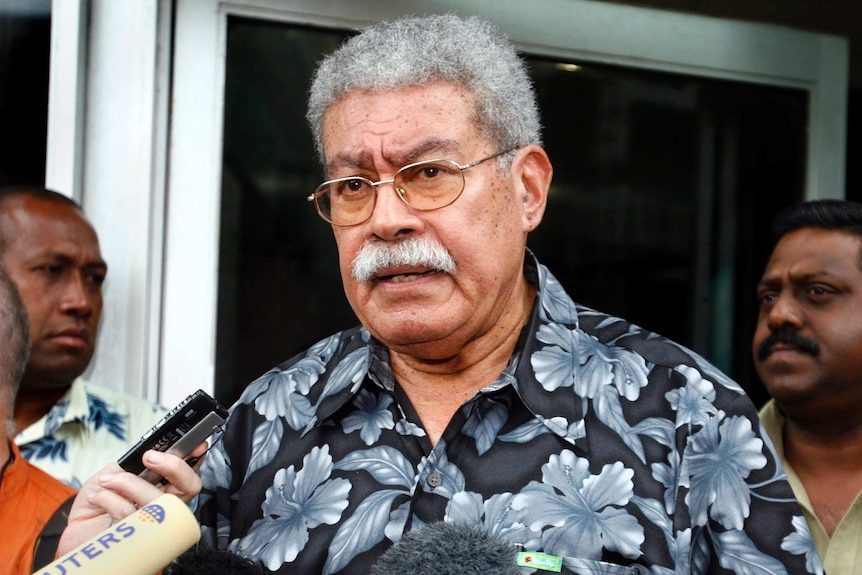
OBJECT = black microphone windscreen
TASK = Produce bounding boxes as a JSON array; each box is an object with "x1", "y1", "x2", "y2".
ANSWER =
[
  {"x1": 165, "y1": 547, "x2": 267, "y2": 575},
  {"x1": 371, "y1": 522, "x2": 521, "y2": 575}
]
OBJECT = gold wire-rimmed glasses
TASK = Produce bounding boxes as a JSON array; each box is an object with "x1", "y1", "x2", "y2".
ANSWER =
[{"x1": 307, "y1": 147, "x2": 517, "y2": 226}]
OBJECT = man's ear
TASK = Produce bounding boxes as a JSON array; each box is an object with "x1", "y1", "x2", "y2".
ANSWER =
[{"x1": 514, "y1": 145, "x2": 552, "y2": 232}]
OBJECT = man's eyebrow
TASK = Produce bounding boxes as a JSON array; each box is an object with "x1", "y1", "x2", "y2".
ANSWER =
[
  {"x1": 402, "y1": 139, "x2": 461, "y2": 162},
  {"x1": 758, "y1": 269, "x2": 840, "y2": 289},
  {"x1": 326, "y1": 154, "x2": 366, "y2": 173},
  {"x1": 756, "y1": 278, "x2": 779, "y2": 292},
  {"x1": 38, "y1": 251, "x2": 108, "y2": 271},
  {"x1": 326, "y1": 138, "x2": 462, "y2": 174},
  {"x1": 34, "y1": 251, "x2": 74, "y2": 264},
  {"x1": 84, "y1": 261, "x2": 109, "y2": 273}
]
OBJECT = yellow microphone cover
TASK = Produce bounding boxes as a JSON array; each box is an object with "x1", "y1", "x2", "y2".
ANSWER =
[{"x1": 34, "y1": 493, "x2": 201, "y2": 575}]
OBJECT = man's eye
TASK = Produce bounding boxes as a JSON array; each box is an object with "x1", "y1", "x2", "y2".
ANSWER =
[
  {"x1": 807, "y1": 285, "x2": 834, "y2": 300},
  {"x1": 334, "y1": 179, "x2": 369, "y2": 197},
  {"x1": 345, "y1": 179, "x2": 365, "y2": 192},
  {"x1": 419, "y1": 166, "x2": 442, "y2": 179},
  {"x1": 758, "y1": 292, "x2": 777, "y2": 305},
  {"x1": 39, "y1": 264, "x2": 64, "y2": 275},
  {"x1": 88, "y1": 272, "x2": 107, "y2": 287}
]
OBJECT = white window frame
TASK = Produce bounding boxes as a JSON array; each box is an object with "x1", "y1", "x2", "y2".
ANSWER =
[
  {"x1": 46, "y1": 0, "x2": 173, "y2": 404},
  {"x1": 48, "y1": 0, "x2": 848, "y2": 406}
]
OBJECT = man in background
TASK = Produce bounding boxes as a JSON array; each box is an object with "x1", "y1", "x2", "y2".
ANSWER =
[
  {"x1": 0, "y1": 264, "x2": 76, "y2": 574},
  {"x1": 0, "y1": 186, "x2": 167, "y2": 487},
  {"x1": 754, "y1": 199, "x2": 862, "y2": 575}
]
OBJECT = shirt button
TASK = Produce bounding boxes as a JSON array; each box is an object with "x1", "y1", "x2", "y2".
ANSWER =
[{"x1": 426, "y1": 472, "x2": 443, "y2": 488}]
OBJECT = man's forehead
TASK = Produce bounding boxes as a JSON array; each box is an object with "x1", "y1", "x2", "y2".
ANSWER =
[
  {"x1": 0, "y1": 198, "x2": 103, "y2": 260},
  {"x1": 320, "y1": 83, "x2": 480, "y2": 161},
  {"x1": 775, "y1": 227, "x2": 862, "y2": 252},
  {"x1": 2, "y1": 195, "x2": 88, "y2": 225},
  {"x1": 765, "y1": 228, "x2": 862, "y2": 277}
]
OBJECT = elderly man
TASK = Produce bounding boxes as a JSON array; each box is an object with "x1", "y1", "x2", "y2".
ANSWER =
[
  {"x1": 754, "y1": 199, "x2": 862, "y2": 575},
  {"x1": 0, "y1": 186, "x2": 167, "y2": 487},
  {"x1": 197, "y1": 14, "x2": 821, "y2": 575}
]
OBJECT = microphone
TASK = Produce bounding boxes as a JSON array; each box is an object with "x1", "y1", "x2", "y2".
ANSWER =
[
  {"x1": 34, "y1": 494, "x2": 200, "y2": 575},
  {"x1": 164, "y1": 547, "x2": 266, "y2": 575},
  {"x1": 370, "y1": 521, "x2": 522, "y2": 575}
]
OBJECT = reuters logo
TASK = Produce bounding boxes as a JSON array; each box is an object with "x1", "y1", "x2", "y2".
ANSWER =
[{"x1": 139, "y1": 503, "x2": 167, "y2": 524}]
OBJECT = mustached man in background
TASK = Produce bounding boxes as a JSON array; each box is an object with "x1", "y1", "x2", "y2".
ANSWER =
[{"x1": 755, "y1": 199, "x2": 862, "y2": 575}]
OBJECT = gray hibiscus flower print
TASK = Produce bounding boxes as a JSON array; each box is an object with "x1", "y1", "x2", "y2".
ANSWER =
[
  {"x1": 512, "y1": 449, "x2": 645, "y2": 560},
  {"x1": 687, "y1": 415, "x2": 767, "y2": 530},
  {"x1": 236, "y1": 445, "x2": 352, "y2": 570}
]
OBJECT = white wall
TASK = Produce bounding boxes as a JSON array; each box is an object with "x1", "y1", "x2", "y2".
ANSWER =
[{"x1": 47, "y1": 0, "x2": 172, "y2": 403}]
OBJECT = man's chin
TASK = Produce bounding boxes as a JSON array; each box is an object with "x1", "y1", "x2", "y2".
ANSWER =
[
  {"x1": 757, "y1": 367, "x2": 818, "y2": 399},
  {"x1": 26, "y1": 357, "x2": 92, "y2": 386}
]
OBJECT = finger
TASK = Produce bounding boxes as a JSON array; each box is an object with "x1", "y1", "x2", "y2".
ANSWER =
[
  {"x1": 93, "y1": 470, "x2": 164, "y2": 511},
  {"x1": 181, "y1": 441, "x2": 210, "y2": 470},
  {"x1": 66, "y1": 462, "x2": 127, "y2": 523},
  {"x1": 86, "y1": 479, "x2": 140, "y2": 520},
  {"x1": 188, "y1": 441, "x2": 209, "y2": 459},
  {"x1": 143, "y1": 449, "x2": 203, "y2": 502}
]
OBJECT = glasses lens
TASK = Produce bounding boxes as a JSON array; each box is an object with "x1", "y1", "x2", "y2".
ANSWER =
[
  {"x1": 395, "y1": 160, "x2": 465, "y2": 210},
  {"x1": 318, "y1": 177, "x2": 374, "y2": 225}
]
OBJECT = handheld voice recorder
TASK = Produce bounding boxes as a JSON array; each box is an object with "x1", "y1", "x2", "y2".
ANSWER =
[{"x1": 118, "y1": 389, "x2": 229, "y2": 484}]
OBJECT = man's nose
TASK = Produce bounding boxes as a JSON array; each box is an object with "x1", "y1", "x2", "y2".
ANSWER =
[
  {"x1": 60, "y1": 273, "x2": 95, "y2": 316},
  {"x1": 766, "y1": 292, "x2": 803, "y2": 331},
  {"x1": 366, "y1": 181, "x2": 423, "y2": 240}
]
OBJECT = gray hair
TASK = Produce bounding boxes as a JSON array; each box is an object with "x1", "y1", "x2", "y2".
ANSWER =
[
  {"x1": 0, "y1": 265, "x2": 28, "y2": 407},
  {"x1": 306, "y1": 14, "x2": 542, "y2": 165}
]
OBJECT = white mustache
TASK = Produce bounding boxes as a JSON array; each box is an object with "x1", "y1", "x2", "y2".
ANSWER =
[{"x1": 351, "y1": 238, "x2": 456, "y2": 282}]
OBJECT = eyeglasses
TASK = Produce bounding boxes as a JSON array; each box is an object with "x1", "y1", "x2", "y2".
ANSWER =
[{"x1": 307, "y1": 147, "x2": 516, "y2": 226}]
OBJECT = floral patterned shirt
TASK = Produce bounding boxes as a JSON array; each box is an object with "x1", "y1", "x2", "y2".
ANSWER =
[
  {"x1": 198, "y1": 253, "x2": 822, "y2": 575},
  {"x1": 15, "y1": 379, "x2": 168, "y2": 488}
]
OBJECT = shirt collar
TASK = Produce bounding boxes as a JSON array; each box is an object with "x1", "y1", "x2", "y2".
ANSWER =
[
  {"x1": 63, "y1": 378, "x2": 91, "y2": 423},
  {"x1": 510, "y1": 251, "x2": 588, "y2": 452},
  {"x1": 14, "y1": 378, "x2": 90, "y2": 444}
]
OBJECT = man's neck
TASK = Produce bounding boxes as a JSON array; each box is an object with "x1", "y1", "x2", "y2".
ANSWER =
[
  {"x1": 390, "y1": 286, "x2": 536, "y2": 446},
  {"x1": 784, "y1": 418, "x2": 862, "y2": 535},
  {"x1": 12, "y1": 379, "x2": 72, "y2": 435}
]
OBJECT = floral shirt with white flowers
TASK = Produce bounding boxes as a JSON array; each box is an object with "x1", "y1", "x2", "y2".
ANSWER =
[
  {"x1": 198, "y1": 252, "x2": 822, "y2": 575},
  {"x1": 16, "y1": 379, "x2": 167, "y2": 488}
]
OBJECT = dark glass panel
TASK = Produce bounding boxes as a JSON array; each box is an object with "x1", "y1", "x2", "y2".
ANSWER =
[
  {"x1": 0, "y1": 3, "x2": 50, "y2": 186},
  {"x1": 216, "y1": 16, "x2": 807, "y2": 408}
]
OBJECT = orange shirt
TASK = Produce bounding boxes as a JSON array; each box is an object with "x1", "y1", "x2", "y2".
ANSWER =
[{"x1": 0, "y1": 440, "x2": 77, "y2": 575}]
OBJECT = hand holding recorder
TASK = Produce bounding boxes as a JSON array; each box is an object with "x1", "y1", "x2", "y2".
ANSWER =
[{"x1": 56, "y1": 390, "x2": 228, "y2": 557}]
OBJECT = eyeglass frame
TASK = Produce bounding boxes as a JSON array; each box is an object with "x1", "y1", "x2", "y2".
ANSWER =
[{"x1": 307, "y1": 147, "x2": 518, "y2": 226}]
